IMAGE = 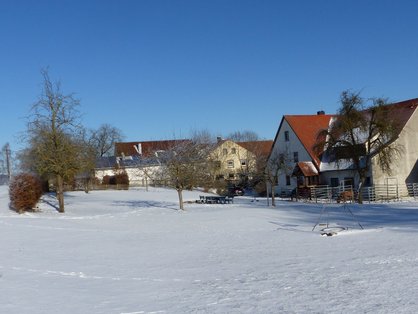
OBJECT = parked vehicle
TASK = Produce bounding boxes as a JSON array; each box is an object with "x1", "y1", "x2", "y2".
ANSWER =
[{"x1": 227, "y1": 185, "x2": 244, "y2": 196}]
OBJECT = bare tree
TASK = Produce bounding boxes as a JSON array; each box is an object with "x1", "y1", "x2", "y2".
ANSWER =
[
  {"x1": 157, "y1": 140, "x2": 211, "y2": 210},
  {"x1": 265, "y1": 148, "x2": 293, "y2": 206},
  {"x1": 190, "y1": 129, "x2": 217, "y2": 145},
  {"x1": 89, "y1": 124, "x2": 125, "y2": 157},
  {"x1": 232, "y1": 139, "x2": 272, "y2": 193},
  {"x1": 76, "y1": 129, "x2": 99, "y2": 192},
  {"x1": 227, "y1": 130, "x2": 259, "y2": 142},
  {"x1": 315, "y1": 90, "x2": 403, "y2": 203},
  {"x1": 25, "y1": 69, "x2": 84, "y2": 212}
]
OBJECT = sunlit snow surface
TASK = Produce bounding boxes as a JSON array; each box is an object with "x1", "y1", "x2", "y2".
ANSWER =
[{"x1": 1, "y1": 186, "x2": 417, "y2": 313}]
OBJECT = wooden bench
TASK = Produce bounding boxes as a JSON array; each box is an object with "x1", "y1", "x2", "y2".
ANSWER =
[{"x1": 198, "y1": 195, "x2": 232, "y2": 204}]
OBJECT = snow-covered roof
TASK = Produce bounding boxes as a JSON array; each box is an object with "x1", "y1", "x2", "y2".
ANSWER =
[
  {"x1": 293, "y1": 161, "x2": 319, "y2": 177},
  {"x1": 95, "y1": 155, "x2": 160, "y2": 169}
]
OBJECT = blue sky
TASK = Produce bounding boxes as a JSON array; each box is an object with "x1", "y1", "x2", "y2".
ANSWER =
[{"x1": 1, "y1": 0, "x2": 417, "y2": 153}]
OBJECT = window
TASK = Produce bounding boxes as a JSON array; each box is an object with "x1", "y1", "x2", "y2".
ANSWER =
[
  {"x1": 279, "y1": 153, "x2": 285, "y2": 164},
  {"x1": 293, "y1": 152, "x2": 299, "y2": 163},
  {"x1": 241, "y1": 159, "x2": 247, "y2": 166},
  {"x1": 330, "y1": 178, "x2": 339, "y2": 187},
  {"x1": 231, "y1": 148, "x2": 236, "y2": 154},
  {"x1": 286, "y1": 175, "x2": 291, "y2": 186},
  {"x1": 343, "y1": 177, "x2": 354, "y2": 187},
  {"x1": 223, "y1": 148, "x2": 228, "y2": 156},
  {"x1": 229, "y1": 173, "x2": 235, "y2": 179},
  {"x1": 227, "y1": 160, "x2": 234, "y2": 168},
  {"x1": 284, "y1": 131, "x2": 289, "y2": 142}
]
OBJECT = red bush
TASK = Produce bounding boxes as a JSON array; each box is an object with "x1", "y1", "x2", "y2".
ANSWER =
[
  {"x1": 102, "y1": 173, "x2": 129, "y2": 186},
  {"x1": 9, "y1": 173, "x2": 43, "y2": 213},
  {"x1": 102, "y1": 175, "x2": 111, "y2": 185},
  {"x1": 115, "y1": 172, "x2": 129, "y2": 185}
]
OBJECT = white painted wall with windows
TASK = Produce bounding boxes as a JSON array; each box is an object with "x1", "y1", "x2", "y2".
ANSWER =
[{"x1": 269, "y1": 119, "x2": 312, "y2": 194}]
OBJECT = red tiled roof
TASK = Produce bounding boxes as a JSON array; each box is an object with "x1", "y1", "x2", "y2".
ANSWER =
[
  {"x1": 237, "y1": 140, "x2": 274, "y2": 157},
  {"x1": 284, "y1": 114, "x2": 334, "y2": 167},
  {"x1": 115, "y1": 139, "x2": 191, "y2": 157},
  {"x1": 379, "y1": 98, "x2": 418, "y2": 134}
]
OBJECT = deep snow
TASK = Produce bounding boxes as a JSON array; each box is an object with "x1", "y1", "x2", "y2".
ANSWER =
[{"x1": 1, "y1": 185, "x2": 417, "y2": 313}]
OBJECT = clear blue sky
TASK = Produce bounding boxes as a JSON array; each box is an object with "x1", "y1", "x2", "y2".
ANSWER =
[{"x1": 1, "y1": 0, "x2": 417, "y2": 153}]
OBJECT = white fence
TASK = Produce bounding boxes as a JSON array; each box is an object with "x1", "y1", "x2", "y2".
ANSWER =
[
  {"x1": 310, "y1": 185, "x2": 354, "y2": 203},
  {"x1": 360, "y1": 183, "x2": 418, "y2": 202},
  {"x1": 308, "y1": 183, "x2": 418, "y2": 203}
]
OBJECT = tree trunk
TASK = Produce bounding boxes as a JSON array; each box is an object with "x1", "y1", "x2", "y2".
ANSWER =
[
  {"x1": 357, "y1": 175, "x2": 365, "y2": 204},
  {"x1": 84, "y1": 177, "x2": 90, "y2": 193},
  {"x1": 271, "y1": 183, "x2": 276, "y2": 207},
  {"x1": 145, "y1": 175, "x2": 149, "y2": 192},
  {"x1": 177, "y1": 188, "x2": 184, "y2": 210},
  {"x1": 266, "y1": 181, "x2": 270, "y2": 206},
  {"x1": 56, "y1": 174, "x2": 65, "y2": 213}
]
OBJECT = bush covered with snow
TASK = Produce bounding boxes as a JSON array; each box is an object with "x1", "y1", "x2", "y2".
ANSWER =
[{"x1": 9, "y1": 173, "x2": 43, "y2": 213}]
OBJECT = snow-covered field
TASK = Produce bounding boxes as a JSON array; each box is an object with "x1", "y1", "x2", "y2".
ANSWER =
[{"x1": 1, "y1": 185, "x2": 417, "y2": 314}]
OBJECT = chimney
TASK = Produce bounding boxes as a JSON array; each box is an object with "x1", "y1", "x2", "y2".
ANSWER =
[
  {"x1": 317, "y1": 110, "x2": 325, "y2": 115},
  {"x1": 133, "y1": 143, "x2": 142, "y2": 155}
]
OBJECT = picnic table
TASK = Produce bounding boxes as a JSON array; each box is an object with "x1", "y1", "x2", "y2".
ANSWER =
[{"x1": 198, "y1": 195, "x2": 234, "y2": 204}]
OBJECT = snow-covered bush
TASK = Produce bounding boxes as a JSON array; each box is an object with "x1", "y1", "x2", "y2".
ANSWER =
[{"x1": 9, "y1": 173, "x2": 43, "y2": 213}]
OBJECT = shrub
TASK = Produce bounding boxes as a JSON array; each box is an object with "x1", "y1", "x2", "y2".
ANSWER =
[
  {"x1": 115, "y1": 172, "x2": 129, "y2": 185},
  {"x1": 101, "y1": 172, "x2": 129, "y2": 189},
  {"x1": 102, "y1": 175, "x2": 111, "y2": 185},
  {"x1": 9, "y1": 173, "x2": 43, "y2": 213},
  {"x1": 254, "y1": 181, "x2": 267, "y2": 196},
  {"x1": 109, "y1": 175, "x2": 117, "y2": 185}
]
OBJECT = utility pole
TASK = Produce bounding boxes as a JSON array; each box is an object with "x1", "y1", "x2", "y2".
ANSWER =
[{"x1": 5, "y1": 143, "x2": 11, "y2": 181}]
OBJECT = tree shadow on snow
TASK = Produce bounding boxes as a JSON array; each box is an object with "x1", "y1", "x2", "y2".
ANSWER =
[
  {"x1": 40, "y1": 193, "x2": 60, "y2": 212},
  {"x1": 112, "y1": 200, "x2": 179, "y2": 211},
  {"x1": 269, "y1": 201, "x2": 418, "y2": 232}
]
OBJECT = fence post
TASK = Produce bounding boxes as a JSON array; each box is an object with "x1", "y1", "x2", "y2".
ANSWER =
[{"x1": 396, "y1": 184, "x2": 399, "y2": 201}]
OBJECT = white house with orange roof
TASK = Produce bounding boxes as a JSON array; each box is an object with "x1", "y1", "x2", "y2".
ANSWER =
[
  {"x1": 318, "y1": 98, "x2": 418, "y2": 190},
  {"x1": 268, "y1": 111, "x2": 334, "y2": 195},
  {"x1": 269, "y1": 98, "x2": 418, "y2": 198}
]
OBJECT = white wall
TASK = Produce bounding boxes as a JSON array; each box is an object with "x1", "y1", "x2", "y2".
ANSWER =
[
  {"x1": 95, "y1": 165, "x2": 162, "y2": 186},
  {"x1": 372, "y1": 110, "x2": 418, "y2": 185},
  {"x1": 269, "y1": 119, "x2": 312, "y2": 193}
]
